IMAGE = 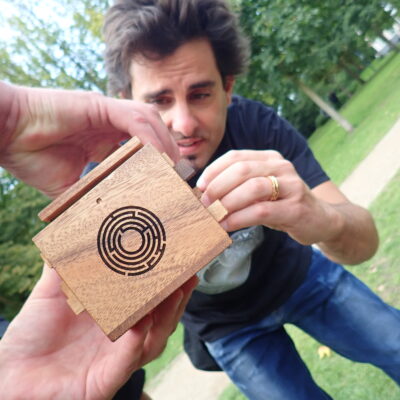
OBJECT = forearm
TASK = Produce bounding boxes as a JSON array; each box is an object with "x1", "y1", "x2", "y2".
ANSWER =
[
  {"x1": 316, "y1": 201, "x2": 379, "y2": 265},
  {"x1": 0, "y1": 81, "x2": 19, "y2": 153}
]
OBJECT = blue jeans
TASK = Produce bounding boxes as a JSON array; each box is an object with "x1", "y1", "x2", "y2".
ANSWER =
[{"x1": 205, "y1": 249, "x2": 400, "y2": 400}]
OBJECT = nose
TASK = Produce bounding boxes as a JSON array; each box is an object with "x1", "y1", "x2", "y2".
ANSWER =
[{"x1": 167, "y1": 103, "x2": 199, "y2": 138}]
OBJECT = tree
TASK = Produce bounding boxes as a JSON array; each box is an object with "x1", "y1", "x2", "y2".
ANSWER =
[
  {"x1": 0, "y1": 0, "x2": 109, "y2": 91},
  {"x1": 235, "y1": 0, "x2": 361, "y2": 134},
  {"x1": 0, "y1": 0, "x2": 110, "y2": 318},
  {"x1": 234, "y1": 0, "x2": 398, "y2": 135},
  {"x1": 0, "y1": 171, "x2": 49, "y2": 318}
]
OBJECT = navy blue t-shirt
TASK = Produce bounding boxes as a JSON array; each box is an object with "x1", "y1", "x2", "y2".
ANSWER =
[{"x1": 182, "y1": 96, "x2": 329, "y2": 343}]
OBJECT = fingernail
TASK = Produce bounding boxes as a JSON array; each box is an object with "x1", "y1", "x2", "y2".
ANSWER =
[{"x1": 196, "y1": 176, "x2": 205, "y2": 190}]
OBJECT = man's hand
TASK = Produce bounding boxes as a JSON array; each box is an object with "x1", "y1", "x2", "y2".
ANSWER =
[
  {"x1": 197, "y1": 150, "x2": 378, "y2": 265},
  {"x1": 0, "y1": 266, "x2": 197, "y2": 400},
  {"x1": 197, "y1": 150, "x2": 328, "y2": 240},
  {"x1": 0, "y1": 82, "x2": 179, "y2": 198}
]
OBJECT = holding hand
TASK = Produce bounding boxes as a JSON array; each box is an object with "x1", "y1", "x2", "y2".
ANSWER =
[
  {"x1": 0, "y1": 266, "x2": 197, "y2": 400},
  {"x1": 0, "y1": 82, "x2": 179, "y2": 198},
  {"x1": 0, "y1": 81, "x2": 197, "y2": 399}
]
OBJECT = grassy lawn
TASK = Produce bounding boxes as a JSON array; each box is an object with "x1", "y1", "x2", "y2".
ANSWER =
[
  {"x1": 220, "y1": 170, "x2": 400, "y2": 400},
  {"x1": 308, "y1": 51, "x2": 400, "y2": 184}
]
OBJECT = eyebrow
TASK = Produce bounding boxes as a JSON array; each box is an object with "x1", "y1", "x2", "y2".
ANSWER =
[
  {"x1": 190, "y1": 80, "x2": 216, "y2": 90},
  {"x1": 143, "y1": 80, "x2": 216, "y2": 102}
]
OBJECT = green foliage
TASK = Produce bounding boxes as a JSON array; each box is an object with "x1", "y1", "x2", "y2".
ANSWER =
[
  {"x1": 0, "y1": 171, "x2": 50, "y2": 319},
  {"x1": 0, "y1": 0, "x2": 110, "y2": 92},
  {"x1": 233, "y1": 0, "x2": 398, "y2": 136}
]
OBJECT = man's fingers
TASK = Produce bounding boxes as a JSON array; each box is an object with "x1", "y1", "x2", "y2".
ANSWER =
[{"x1": 197, "y1": 150, "x2": 282, "y2": 190}]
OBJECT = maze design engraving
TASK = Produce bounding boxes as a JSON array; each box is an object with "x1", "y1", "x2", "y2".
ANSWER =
[{"x1": 97, "y1": 206, "x2": 166, "y2": 276}]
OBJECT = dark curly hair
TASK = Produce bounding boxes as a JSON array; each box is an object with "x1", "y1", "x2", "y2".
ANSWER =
[{"x1": 103, "y1": 0, "x2": 249, "y2": 97}]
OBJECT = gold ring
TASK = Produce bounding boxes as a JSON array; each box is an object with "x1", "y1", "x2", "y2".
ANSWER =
[{"x1": 267, "y1": 175, "x2": 279, "y2": 201}]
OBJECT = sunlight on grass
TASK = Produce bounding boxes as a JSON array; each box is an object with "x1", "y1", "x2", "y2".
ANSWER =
[{"x1": 308, "y1": 52, "x2": 400, "y2": 184}]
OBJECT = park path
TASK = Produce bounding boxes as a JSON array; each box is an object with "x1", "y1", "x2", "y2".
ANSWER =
[{"x1": 145, "y1": 117, "x2": 400, "y2": 400}]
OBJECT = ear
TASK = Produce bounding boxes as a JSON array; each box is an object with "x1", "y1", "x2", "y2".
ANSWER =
[{"x1": 224, "y1": 75, "x2": 235, "y2": 104}]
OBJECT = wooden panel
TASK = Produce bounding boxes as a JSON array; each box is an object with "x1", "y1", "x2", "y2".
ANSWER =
[
  {"x1": 39, "y1": 137, "x2": 143, "y2": 222},
  {"x1": 33, "y1": 144, "x2": 231, "y2": 341}
]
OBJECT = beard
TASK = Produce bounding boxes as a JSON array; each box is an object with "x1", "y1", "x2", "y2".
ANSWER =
[{"x1": 185, "y1": 154, "x2": 200, "y2": 173}]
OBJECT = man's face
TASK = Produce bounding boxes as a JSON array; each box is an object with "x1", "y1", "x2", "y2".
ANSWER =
[{"x1": 129, "y1": 39, "x2": 234, "y2": 171}]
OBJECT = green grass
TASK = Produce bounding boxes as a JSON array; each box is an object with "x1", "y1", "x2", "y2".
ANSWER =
[
  {"x1": 220, "y1": 170, "x2": 400, "y2": 400},
  {"x1": 309, "y1": 51, "x2": 400, "y2": 184}
]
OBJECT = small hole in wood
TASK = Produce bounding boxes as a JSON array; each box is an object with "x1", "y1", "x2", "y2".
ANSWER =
[{"x1": 96, "y1": 198, "x2": 102, "y2": 204}]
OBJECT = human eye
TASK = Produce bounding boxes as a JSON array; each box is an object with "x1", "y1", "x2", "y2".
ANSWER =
[
  {"x1": 147, "y1": 96, "x2": 172, "y2": 107},
  {"x1": 189, "y1": 91, "x2": 211, "y2": 102}
]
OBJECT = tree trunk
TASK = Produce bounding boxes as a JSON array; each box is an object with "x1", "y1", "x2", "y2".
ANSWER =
[
  {"x1": 297, "y1": 81, "x2": 354, "y2": 133},
  {"x1": 377, "y1": 31, "x2": 400, "y2": 53},
  {"x1": 338, "y1": 59, "x2": 366, "y2": 85}
]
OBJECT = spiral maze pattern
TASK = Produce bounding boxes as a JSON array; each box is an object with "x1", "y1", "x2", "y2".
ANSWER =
[{"x1": 97, "y1": 206, "x2": 166, "y2": 276}]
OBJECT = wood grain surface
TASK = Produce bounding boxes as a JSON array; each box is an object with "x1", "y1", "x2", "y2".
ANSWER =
[
  {"x1": 39, "y1": 137, "x2": 143, "y2": 222},
  {"x1": 33, "y1": 144, "x2": 231, "y2": 341}
]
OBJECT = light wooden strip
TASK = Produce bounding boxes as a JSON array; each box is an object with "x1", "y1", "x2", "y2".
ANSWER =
[
  {"x1": 39, "y1": 137, "x2": 143, "y2": 222},
  {"x1": 207, "y1": 200, "x2": 228, "y2": 222}
]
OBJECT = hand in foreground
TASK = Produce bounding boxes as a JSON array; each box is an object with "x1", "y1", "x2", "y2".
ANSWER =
[
  {"x1": 0, "y1": 82, "x2": 179, "y2": 198},
  {"x1": 0, "y1": 266, "x2": 197, "y2": 400}
]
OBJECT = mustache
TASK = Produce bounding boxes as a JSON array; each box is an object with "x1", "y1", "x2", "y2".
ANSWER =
[{"x1": 170, "y1": 130, "x2": 202, "y2": 141}]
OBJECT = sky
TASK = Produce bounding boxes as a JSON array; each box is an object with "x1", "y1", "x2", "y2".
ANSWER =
[
  {"x1": 0, "y1": 1, "x2": 15, "y2": 40},
  {"x1": 0, "y1": 1, "x2": 70, "y2": 43}
]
